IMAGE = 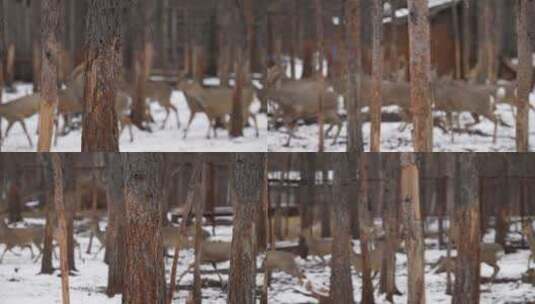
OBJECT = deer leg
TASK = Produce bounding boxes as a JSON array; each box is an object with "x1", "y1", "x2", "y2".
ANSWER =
[
  {"x1": 25, "y1": 245, "x2": 35, "y2": 259},
  {"x1": 176, "y1": 263, "x2": 195, "y2": 285},
  {"x1": 0, "y1": 247, "x2": 10, "y2": 263},
  {"x1": 249, "y1": 113, "x2": 259, "y2": 137},
  {"x1": 490, "y1": 264, "x2": 500, "y2": 281},
  {"x1": 4, "y1": 121, "x2": 15, "y2": 138},
  {"x1": 211, "y1": 262, "x2": 224, "y2": 286},
  {"x1": 128, "y1": 124, "x2": 134, "y2": 142},
  {"x1": 170, "y1": 104, "x2": 180, "y2": 129},
  {"x1": 19, "y1": 120, "x2": 34, "y2": 148},
  {"x1": 331, "y1": 121, "x2": 342, "y2": 145},
  {"x1": 183, "y1": 112, "x2": 196, "y2": 139},
  {"x1": 161, "y1": 108, "x2": 170, "y2": 130}
]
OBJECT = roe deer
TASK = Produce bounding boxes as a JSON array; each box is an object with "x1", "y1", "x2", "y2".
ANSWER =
[
  {"x1": 0, "y1": 217, "x2": 43, "y2": 262},
  {"x1": 176, "y1": 240, "x2": 232, "y2": 285},
  {"x1": 177, "y1": 73, "x2": 259, "y2": 139},
  {"x1": 262, "y1": 250, "x2": 306, "y2": 283},
  {"x1": 522, "y1": 221, "x2": 535, "y2": 270},
  {"x1": 433, "y1": 243, "x2": 504, "y2": 281},
  {"x1": 264, "y1": 66, "x2": 342, "y2": 146},
  {"x1": 0, "y1": 94, "x2": 40, "y2": 148}
]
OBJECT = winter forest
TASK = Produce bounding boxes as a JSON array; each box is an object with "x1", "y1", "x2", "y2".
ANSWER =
[
  {"x1": 1, "y1": 0, "x2": 535, "y2": 304},
  {"x1": 0, "y1": 153, "x2": 534, "y2": 303},
  {"x1": 0, "y1": 0, "x2": 533, "y2": 152}
]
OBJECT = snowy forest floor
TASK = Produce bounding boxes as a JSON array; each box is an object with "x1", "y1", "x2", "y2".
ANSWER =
[
  {"x1": 1, "y1": 218, "x2": 534, "y2": 303},
  {"x1": 268, "y1": 101, "x2": 535, "y2": 152},
  {"x1": 0, "y1": 82, "x2": 268, "y2": 152}
]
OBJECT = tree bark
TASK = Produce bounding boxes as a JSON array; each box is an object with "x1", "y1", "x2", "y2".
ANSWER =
[
  {"x1": 82, "y1": 0, "x2": 125, "y2": 152},
  {"x1": 452, "y1": 153, "x2": 480, "y2": 304},
  {"x1": 462, "y1": 0, "x2": 472, "y2": 77},
  {"x1": 515, "y1": 0, "x2": 533, "y2": 152},
  {"x1": 345, "y1": 0, "x2": 363, "y2": 153},
  {"x1": 38, "y1": 0, "x2": 63, "y2": 152},
  {"x1": 228, "y1": 153, "x2": 265, "y2": 304},
  {"x1": 123, "y1": 153, "x2": 165, "y2": 304},
  {"x1": 330, "y1": 153, "x2": 356, "y2": 304},
  {"x1": 408, "y1": 0, "x2": 433, "y2": 151},
  {"x1": 370, "y1": 0, "x2": 384, "y2": 152},
  {"x1": 359, "y1": 154, "x2": 375, "y2": 304},
  {"x1": 379, "y1": 153, "x2": 401, "y2": 301},
  {"x1": 0, "y1": 0, "x2": 4, "y2": 149},
  {"x1": 105, "y1": 153, "x2": 126, "y2": 296},
  {"x1": 400, "y1": 153, "x2": 426, "y2": 304},
  {"x1": 131, "y1": 1, "x2": 155, "y2": 130},
  {"x1": 40, "y1": 156, "x2": 55, "y2": 274},
  {"x1": 51, "y1": 154, "x2": 70, "y2": 304}
]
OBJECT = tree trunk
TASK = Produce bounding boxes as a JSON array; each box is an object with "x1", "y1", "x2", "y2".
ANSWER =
[
  {"x1": 345, "y1": 0, "x2": 363, "y2": 153},
  {"x1": 123, "y1": 154, "x2": 165, "y2": 304},
  {"x1": 105, "y1": 153, "x2": 126, "y2": 296},
  {"x1": 314, "y1": 0, "x2": 325, "y2": 152},
  {"x1": 82, "y1": 0, "x2": 124, "y2": 152},
  {"x1": 359, "y1": 154, "x2": 375, "y2": 304},
  {"x1": 192, "y1": 161, "x2": 207, "y2": 304},
  {"x1": 515, "y1": 0, "x2": 533, "y2": 152},
  {"x1": 400, "y1": 153, "x2": 426, "y2": 304},
  {"x1": 462, "y1": 0, "x2": 472, "y2": 77},
  {"x1": 452, "y1": 153, "x2": 480, "y2": 304},
  {"x1": 452, "y1": 0, "x2": 461, "y2": 79},
  {"x1": 380, "y1": 153, "x2": 401, "y2": 301},
  {"x1": 51, "y1": 154, "x2": 70, "y2": 304},
  {"x1": 228, "y1": 153, "x2": 265, "y2": 304},
  {"x1": 37, "y1": 0, "x2": 63, "y2": 151},
  {"x1": 131, "y1": 1, "x2": 155, "y2": 130},
  {"x1": 408, "y1": 0, "x2": 433, "y2": 152},
  {"x1": 300, "y1": 154, "x2": 315, "y2": 233},
  {"x1": 40, "y1": 156, "x2": 55, "y2": 274},
  {"x1": 370, "y1": 0, "x2": 384, "y2": 152},
  {"x1": 330, "y1": 153, "x2": 356, "y2": 304},
  {"x1": 0, "y1": 0, "x2": 5, "y2": 149}
]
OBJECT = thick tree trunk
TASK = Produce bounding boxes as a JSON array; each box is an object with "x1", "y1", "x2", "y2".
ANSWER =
[
  {"x1": 370, "y1": 0, "x2": 384, "y2": 152},
  {"x1": 300, "y1": 154, "x2": 315, "y2": 232},
  {"x1": 515, "y1": 0, "x2": 533, "y2": 152},
  {"x1": 123, "y1": 154, "x2": 165, "y2": 304},
  {"x1": 462, "y1": 0, "x2": 472, "y2": 77},
  {"x1": 408, "y1": 0, "x2": 433, "y2": 152},
  {"x1": 452, "y1": 154, "x2": 480, "y2": 304},
  {"x1": 82, "y1": 0, "x2": 124, "y2": 152},
  {"x1": 359, "y1": 154, "x2": 375, "y2": 304},
  {"x1": 131, "y1": 1, "x2": 155, "y2": 130},
  {"x1": 228, "y1": 153, "x2": 265, "y2": 304},
  {"x1": 51, "y1": 154, "x2": 70, "y2": 304},
  {"x1": 330, "y1": 153, "x2": 356, "y2": 304},
  {"x1": 345, "y1": 0, "x2": 363, "y2": 153},
  {"x1": 40, "y1": 156, "x2": 55, "y2": 274},
  {"x1": 105, "y1": 153, "x2": 126, "y2": 296},
  {"x1": 38, "y1": 0, "x2": 63, "y2": 152},
  {"x1": 0, "y1": 0, "x2": 5, "y2": 148},
  {"x1": 380, "y1": 153, "x2": 401, "y2": 301},
  {"x1": 400, "y1": 153, "x2": 426, "y2": 304}
]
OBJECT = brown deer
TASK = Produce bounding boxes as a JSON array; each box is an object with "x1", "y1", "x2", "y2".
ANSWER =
[
  {"x1": 0, "y1": 216, "x2": 43, "y2": 262},
  {"x1": 433, "y1": 243, "x2": 504, "y2": 281},
  {"x1": 0, "y1": 94, "x2": 40, "y2": 148},
  {"x1": 177, "y1": 73, "x2": 259, "y2": 139},
  {"x1": 262, "y1": 250, "x2": 306, "y2": 284},
  {"x1": 523, "y1": 221, "x2": 535, "y2": 270},
  {"x1": 263, "y1": 66, "x2": 342, "y2": 146},
  {"x1": 176, "y1": 240, "x2": 232, "y2": 285}
]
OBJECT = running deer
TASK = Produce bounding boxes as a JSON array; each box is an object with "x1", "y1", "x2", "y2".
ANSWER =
[
  {"x1": 176, "y1": 240, "x2": 232, "y2": 285},
  {"x1": 177, "y1": 73, "x2": 259, "y2": 139},
  {"x1": 122, "y1": 81, "x2": 180, "y2": 130},
  {"x1": 0, "y1": 94, "x2": 40, "y2": 148},
  {"x1": 0, "y1": 217, "x2": 43, "y2": 262},
  {"x1": 433, "y1": 243, "x2": 505, "y2": 281},
  {"x1": 523, "y1": 221, "x2": 535, "y2": 270},
  {"x1": 262, "y1": 250, "x2": 306, "y2": 283},
  {"x1": 263, "y1": 66, "x2": 342, "y2": 146},
  {"x1": 161, "y1": 225, "x2": 211, "y2": 255}
]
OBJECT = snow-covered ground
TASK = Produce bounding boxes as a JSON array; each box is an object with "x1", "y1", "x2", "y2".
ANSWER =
[
  {"x1": 0, "y1": 82, "x2": 267, "y2": 152},
  {"x1": 1, "y1": 218, "x2": 534, "y2": 303},
  {"x1": 268, "y1": 101, "x2": 535, "y2": 152}
]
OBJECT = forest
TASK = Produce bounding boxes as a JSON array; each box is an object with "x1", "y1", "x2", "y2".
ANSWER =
[
  {"x1": 0, "y1": 0, "x2": 533, "y2": 152},
  {"x1": 0, "y1": 153, "x2": 534, "y2": 303}
]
